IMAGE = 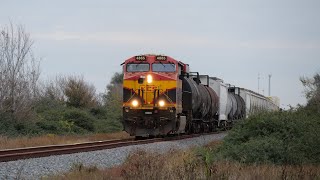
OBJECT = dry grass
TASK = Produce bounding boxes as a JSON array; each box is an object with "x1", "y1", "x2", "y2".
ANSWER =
[
  {"x1": 44, "y1": 163, "x2": 107, "y2": 180},
  {"x1": 0, "y1": 131, "x2": 130, "y2": 150},
  {"x1": 119, "y1": 149, "x2": 320, "y2": 180},
  {"x1": 206, "y1": 161, "x2": 320, "y2": 180},
  {"x1": 46, "y1": 141, "x2": 320, "y2": 180}
]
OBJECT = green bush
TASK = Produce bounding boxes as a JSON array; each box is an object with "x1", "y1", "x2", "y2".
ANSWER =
[
  {"x1": 94, "y1": 118, "x2": 122, "y2": 133},
  {"x1": 63, "y1": 108, "x2": 95, "y2": 132},
  {"x1": 90, "y1": 107, "x2": 108, "y2": 119},
  {"x1": 89, "y1": 106, "x2": 122, "y2": 133},
  {"x1": 0, "y1": 112, "x2": 42, "y2": 136},
  {"x1": 33, "y1": 98, "x2": 91, "y2": 134},
  {"x1": 0, "y1": 112, "x2": 16, "y2": 136},
  {"x1": 216, "y1": 107, "x2": 320, "y2": 165},
  {"x1": 33, "y1": 98, "x2": 122, "y2": 135}
]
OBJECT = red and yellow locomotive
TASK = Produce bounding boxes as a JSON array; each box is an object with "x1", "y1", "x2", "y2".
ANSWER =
[{"x1": 122, "y1": 54, "x2": 187, "y2": 137}]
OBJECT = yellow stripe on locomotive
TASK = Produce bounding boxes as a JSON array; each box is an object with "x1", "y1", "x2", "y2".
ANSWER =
[{"x1": 123, "y1": 78, "x2": 178, "y2": 110}]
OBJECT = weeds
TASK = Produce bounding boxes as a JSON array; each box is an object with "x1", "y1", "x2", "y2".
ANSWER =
[{"x1": 46, "y1": 142, "x2": 320, "y2": 180}]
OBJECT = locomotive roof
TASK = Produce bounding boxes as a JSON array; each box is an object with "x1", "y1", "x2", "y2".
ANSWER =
[{"x1": 122, "y1": 54, "x2": 181, "y2": 65}]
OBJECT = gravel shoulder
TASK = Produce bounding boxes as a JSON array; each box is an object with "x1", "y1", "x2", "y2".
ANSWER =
[{"x1": 0, "y1": 133, "x2": 227, "y2": 179}]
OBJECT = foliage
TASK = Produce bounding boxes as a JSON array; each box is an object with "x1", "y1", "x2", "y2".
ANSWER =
[
  {"x1": 31, "y1": 72, "x2": 124, "y2": 135},
  {"x1": 102, "y1": 72, "x2": 123, "y2": 131},
  {"x1": 0, "y1": 112, "x2": 43, "y2": 136},
  {"x1": 216, "y1": 108, "x2": 320, "y2": 165},
  {"x1": 104, "y1": 72, "x2": 123, "y2": 108},
  {"x1": 42, "y1": 75, "x2": 98, "y2": 109},
  {"x1": 63, "y1": 76, "x2": 98, "y2": 108},
  {"x1": 63, "y1": 108, "x2": 95, "y2": 132},
  {"x1": 34, "y1": 97, "x2": 121, "y2": 135},
  {"x1": 300, "y1": 73, "x2": 320, "y2": 108}
]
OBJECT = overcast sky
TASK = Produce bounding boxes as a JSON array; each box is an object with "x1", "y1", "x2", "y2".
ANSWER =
[{"x1": 1, "y1": 0, "x2": 319, "y2": 108}]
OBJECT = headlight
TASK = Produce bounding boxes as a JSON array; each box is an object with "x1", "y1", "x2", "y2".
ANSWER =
[
  {"x1": 132, "y1": 100, "x2": 139, "y2": 107},
  {"x1": 147, "y1": 74, "x2": 153, "y2": 84},
  {"x1": 158, "y1": 100, "x2": 165, "y2": 107}
]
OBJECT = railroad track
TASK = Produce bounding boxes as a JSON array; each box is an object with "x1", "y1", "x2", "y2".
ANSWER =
[{"x1": 0, "y1": 132, "x2": 221, "y2": 163}]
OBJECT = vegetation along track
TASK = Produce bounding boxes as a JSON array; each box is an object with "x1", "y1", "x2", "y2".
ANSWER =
[{"x1": 0, "y1": 132, "x2": 222, "y2": 162}]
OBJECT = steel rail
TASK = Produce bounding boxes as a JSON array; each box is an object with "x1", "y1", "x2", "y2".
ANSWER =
[{"x1": 0, "y1": 132, "x2": 221, "y2": 162}]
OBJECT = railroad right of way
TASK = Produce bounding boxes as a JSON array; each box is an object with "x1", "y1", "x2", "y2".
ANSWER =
[{"x1": 0, "y1": 132, "x2": 227, "y2": 179}]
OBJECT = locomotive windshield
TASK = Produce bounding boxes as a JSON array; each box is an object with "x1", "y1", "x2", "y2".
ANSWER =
[
  {"x1": 152, "y1": 63, "x2": 176, "y2": 72},
  {"x1": 126, "y1": 63, "x2": 150, "y2": 72}
]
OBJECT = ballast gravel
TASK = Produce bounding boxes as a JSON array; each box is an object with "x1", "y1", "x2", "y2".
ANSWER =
[{"x1": 0, "y1": 133, "x2": 227, "y2": 179}]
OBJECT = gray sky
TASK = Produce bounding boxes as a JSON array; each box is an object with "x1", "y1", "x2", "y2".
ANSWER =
[{"x1": 1, "y1": 0, "x2": 320, "y2": 108}]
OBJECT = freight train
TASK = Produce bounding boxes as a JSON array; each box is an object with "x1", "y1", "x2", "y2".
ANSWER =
[{"x1": 121, "y1": 54, "x2": 279, "y2": 137}]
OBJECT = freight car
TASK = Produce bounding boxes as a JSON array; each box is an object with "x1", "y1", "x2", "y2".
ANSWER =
[{"x1": 121, "y1": 54, "x2": 279, "y2": 137}]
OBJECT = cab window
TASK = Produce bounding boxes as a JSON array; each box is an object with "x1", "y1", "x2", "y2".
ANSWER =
[
  {"x1": 126, "y1": 63, "x2": 150, "y2": 72},
  {"x1": 152, "y1": 63, "x2": 176, "y2": 72}
]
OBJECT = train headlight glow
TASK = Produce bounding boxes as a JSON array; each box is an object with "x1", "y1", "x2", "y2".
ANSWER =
[
  {"x1": 147, "y1": 74, "x2": 153, "y2": 84},
  {"x1": 159, "y1": 100, "x2": 165, "y2": 107},
  {"x1": 131, "y1": 100, "x2": 139, "y2": 107}
]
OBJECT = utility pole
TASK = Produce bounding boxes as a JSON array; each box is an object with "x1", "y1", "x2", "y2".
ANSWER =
[
  {"x1": 268, "y1": 74, "x2": 272, "y2": 96},
  {"x1": 258, "y1": 73, "x2": 260, "y2": 94}
]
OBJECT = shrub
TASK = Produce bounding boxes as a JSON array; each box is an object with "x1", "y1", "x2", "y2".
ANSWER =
[
  {"x1": 63, "y1": 109, "x2": 95, "y2": 132},
  {"x1": 0, "y1": 112, "x2": 42, "y2": 136},
  {"x1": 89, "y1": 106, "x2": 122, "y2": 133},
  {"x1": 89, "y1": 107, "x2": 108, "y2": 119},
  {"x1": 216, "y1": 108, "x2": 320, "y2": 165}
]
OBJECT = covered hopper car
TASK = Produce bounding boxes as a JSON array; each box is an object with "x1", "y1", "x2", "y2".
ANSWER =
[{"x1": 121, "y1": 54, "x2": 279, "y2": 137}]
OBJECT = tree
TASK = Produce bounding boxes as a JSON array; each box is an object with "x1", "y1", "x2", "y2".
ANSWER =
[
  {"x1": 41, "y1": 76, "x2": 65, "y2": 102},
  {"x1": 300, "y1": 73, "x2": 320, "y2": 107},
  {"x1": 42, "y1": 75, "x2": 98, "y2": 109},
  {"x1": 104, "y1": 72, "x2": 123, "y2": 121},
  {"x1": 0, "y1": 23, "x2": 40, "y2": 122},
  {"x1": 104, "y1": 72, "x2": 123, "y2": 106},
  {"x1": 63, "y1": 75, "x2": 97, "y2": 108}
]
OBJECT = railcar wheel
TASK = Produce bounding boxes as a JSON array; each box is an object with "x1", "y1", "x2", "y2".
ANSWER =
[
  {"x1": 220, "y1": 120, "x2": 227, "y2": 131},
  {"x1": 202, "y1": 123, "x2": 209, "y2": 133},
  {"x1": 210, "y1": 122, "x2": 218, "y2": 132},
  {"x1": 191, "y1": 122, "x2": 201, "y2": 134}
]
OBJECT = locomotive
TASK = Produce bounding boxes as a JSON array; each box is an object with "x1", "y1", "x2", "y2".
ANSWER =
[{"x1": 121, "y1": 54, "x2": 279, "y2": 137}]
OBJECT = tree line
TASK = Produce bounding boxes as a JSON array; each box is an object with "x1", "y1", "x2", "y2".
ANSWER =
[{"x1": 0, "y1": 23, "x2": 123, "y2": 136}]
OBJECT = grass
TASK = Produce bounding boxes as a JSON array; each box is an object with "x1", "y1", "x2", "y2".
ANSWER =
[
  {"x1": 0, "y1": 131, "x2": 129, "y2": 150},
  {"x1": 45, "y1": 141, "x2": 320, "y2": 180}
]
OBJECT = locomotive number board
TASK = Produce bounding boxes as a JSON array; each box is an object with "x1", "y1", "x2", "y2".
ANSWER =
[
  {"x1": 135, "y1": 56, "x2": 147, "y2": 61},
  {"x1": 156, "y1": 56, "x2": 167, "y2": 61}
]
